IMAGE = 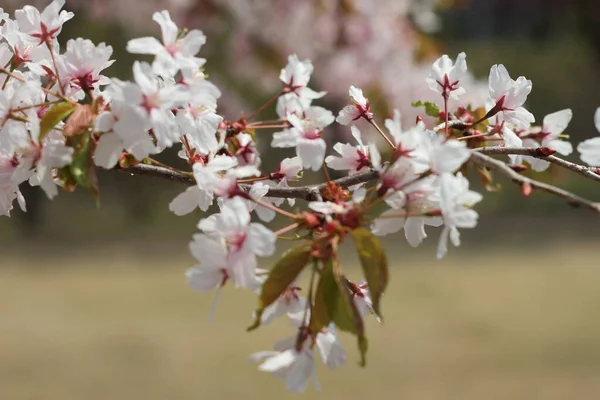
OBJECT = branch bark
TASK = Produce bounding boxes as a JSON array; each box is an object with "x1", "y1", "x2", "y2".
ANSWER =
[
  {"x1": 470, "y1": 151, "x2": 600, "y2": 213},
  {"x1": 116, "y1": 163, "x2": 379, "y2": 201},
  {"x1": 114, "y1": 149, "x2": 600, "y2": 213},
  {"x1": 476, "y1": 146, "x2": 600, "y2": 183}
]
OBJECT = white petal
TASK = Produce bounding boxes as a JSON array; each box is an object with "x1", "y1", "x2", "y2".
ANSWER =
[{"x1": 94, "y1": 133, "x2": 122, "y2": 169}]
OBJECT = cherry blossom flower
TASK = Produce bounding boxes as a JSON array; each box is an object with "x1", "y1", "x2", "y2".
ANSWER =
[
  {"x1": 247, "y1": 182, "x2": 278, "y2": 222},
  {"x1": 279, "y1": 54, "x2": 325, "y2": 101},
  {"x1": 122, "y1": 61, "x2": 189, "y2": 148},
  {"x1": 186, "y1": 232, "x2": 265, "y2": 318},
  {"x1": 517, "y1": 109, "x2": 574, "y2": 171},
  {"x1": 14, "y1": 0, "x2": 73, "y2": 45},
  {"x1": 196, "y1": 197, "x2": 276, "y2": 288},
  {"x1": 577, "y1": 107, "x2": 600, "y2": 166},
  {"x1": 0, "y1": 152, "x2": 26, "y2": 216},
  {"x1": 0, "y1": 18, "x2": 51, "y2": 68},
  {"x1": 233, "y1": 132, "x2": 260, "y2": 167},
  {"x1": 260, "y1": 284, "x2": 306, "y2": 326},
  {"x1": 487, "y1": 64, "x2": 535, "y2": 128},
  {"x1": 372, "y1": 165, "x2": 442, "y2": 246},
  {"x1": 268, "y1": 156, "x2": 303, "y2": 207},
  {"x1": 501, "y1": 125, "x2": 523, "y2": 165},
  {"x1": 351, "y1": 281, "x2": 381, "y2": 321},
  {"x1": 325, "y1": 125, "x2": 372, "y2": 173},
  {"x1": 272, "y1": 107, "x2": 334, "y2": 171},
  {"x1": 250, "y1": 312, "x2": 345, "y2": 392},
  {"x1": 176, "y1": 109, "x2": 223, "y2": 155},
  {"x1": 127, "y1": 10, "x2": 206, "y2": 77},
  {"x1": 426, "y1": 52, "x2": 467, "y2": 100},
  {"x1": 336, "y1": 85, "x2": 373, "y2": 125},
  {"x1": 437, "y1": 172, "x2": 482, "y2": 259},
  {"x1": 250, "y1": 342, "x2": 318, "y2": 393},
  {"x1": 94, "y1": 80, "x2": 155, "y2": 168},
  {"x1": 178, "y1": 68, "x2": 221, "y2": 111},
  {"x1": 55, "y1": 38, "x2": 114, "y2": 94},
  {"x1": 169, "y1": 155, "x2": 237, "y2": 215},
  {"x1": 384, "y1": 115, "x2": 468, "y2": 175},
  {"x1": 308, "y1": 187, "x2": 366, "y2": 215}
]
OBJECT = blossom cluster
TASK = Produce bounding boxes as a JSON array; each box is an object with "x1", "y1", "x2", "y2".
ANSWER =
[{"x1": 1, "y1": 1, "x2": 600, "y2": 393}]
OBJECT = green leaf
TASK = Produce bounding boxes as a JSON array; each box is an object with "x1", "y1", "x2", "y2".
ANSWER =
[
  {"x1": 247, "y1": 243, "x2": 312, "y2": 331},
  {"x1": 69, "y1": 133, "x2": 93, "y2": 188},
  {"x1": 411, "y1": 100, "x2": 441, "y2": 118},
  {"x1": 351, "y1": 228, "x2": 389, "y2": 320},
  {"x1": 39, "y1": 102, "x2": 77, "y2": 143},
  {"x1": 309, "y1": 271, "x2": 332, "y2": 335},
  {"x1": 321, "y1": 261, "x2": 368, "y2": 366},
  {"x1": 67, "y1": 133, "x2": 99, "y2": 205}
]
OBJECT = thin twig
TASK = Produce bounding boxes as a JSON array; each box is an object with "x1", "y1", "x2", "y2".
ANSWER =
[
  {"x1": 470, "y1": 152, "x2": 600, "y2": 213},
  {"x1": 476, "y1": 146, "x2": 600, "y2": 183}
]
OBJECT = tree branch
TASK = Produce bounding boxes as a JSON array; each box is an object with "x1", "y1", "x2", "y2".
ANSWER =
[
  {"x1": 114, "y1": 150, "x2": 600, "y2": 212},
  {"x1": 116, "y1": 163, "x2": 379, "y2": 201},
  {"x1": 476, "y1": 146, "x2": 600, "y2": 183},
  {"x1": 469, "y1": 151, "x2": 600, "y2": 213}
]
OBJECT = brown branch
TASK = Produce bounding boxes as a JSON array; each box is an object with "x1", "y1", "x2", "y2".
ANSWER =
[
  {"x1": 476, "y1": 146, "x2": 600, "y2": 183},
  {"x1": 115, "y1": 163, "x2": 379, "y2": 201},
  {"x1": 114, "y1": 150, "x2": 600, "y2": 212},
  {"x1": 469, "y1": 151, "x2": 600, "y2": 213}
]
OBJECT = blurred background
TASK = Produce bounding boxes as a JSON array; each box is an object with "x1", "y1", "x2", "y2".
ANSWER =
[{"x1": 2, "y1": 0, "x2": 600, "y2": 398}]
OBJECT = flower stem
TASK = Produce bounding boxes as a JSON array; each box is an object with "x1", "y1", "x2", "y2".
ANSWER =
[
  {"x1": 246, "y1": 90, "x2": 283, "y2": 122},
  {"x1": 251, "y1": 197, "x2": 297, "y2": 219},
  {"x1": 274, "y1": 222, "x2": 300, "y2": 236},
  {"x1": 368, "y1": 119, "x2": 396, "y2": 149}
]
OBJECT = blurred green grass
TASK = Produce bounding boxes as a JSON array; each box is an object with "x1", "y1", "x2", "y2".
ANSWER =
[{"x1": 2, "y1": 244, "x2": 600, "y2": 399}]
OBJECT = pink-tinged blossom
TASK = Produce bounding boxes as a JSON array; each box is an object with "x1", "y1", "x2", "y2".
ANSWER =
[
  {"x1": 123, "y1": 61, "x2": 189, "y2": 148},
  {"x1": 178, "y1": 68, "x2": 221, "y2": 111},
  {"x1": 196, "y1": 197, "x2": 276, "y2": 289},
  {"x1": 437, "y1": 173, "x2": 482, "y2": 260},
  {"x1": 247, "y1": 182, "x2": 278, "y2": 223},
  {"x1": 186, "y1": 233, "x2": 229, "y2": 293},
  {"x1": 13, "y1": 112, "x2": 73, "y2": 200},
  {"x1": 250, "y1": 313, "x2": 346, "y2": 392},
  {"x1": 186, "y1": 233, "x2": 265, "y2": 318},
  {"x1": 279, "y1": 54, "x2": 325, "y2": 101},
  {"x1": 250, "y1": 343, "x2": 318, "y2": 393},
  {"x1": 325, "y1": 125, "x2": 372, "y2": 173},
  {"x1": 336, "y1": 85, "x2": 373, "y2": 125},
  {"x1": 169, "y1": 155, "x2": 237, "y2": 215},
  {"x1": 94, "y1": 81, "x2": 155, "y2": 168},
  {"x1": 426, "y1": 52, "x2": 467, "y2": 100},
  {"x1": 308, "y1": 187, "x2": 366, "y2": 215},
  {"x1": 0, "y1": 19, "x2": 51, "y2": 68},
  {"x1": 501, "y1": 126, "x2": 523, "y2": 165},
  {"x1": 351, "y1": 281, "x2": 381, "y2": 322},
  {"x1": 394, "y1": 125, "x2": 469, "y2": 175},
  {"x1": 0, "y1": 78, "x2": 44, "y2": 153},
  {"x1": 127, "y1": 10, "x2": 207, "y2": 77},
  {"x1": 233, "y1": 132, "x2": 260, "y2": 167},
  {"x1": 372, "y1": 164, "x2": 442, "y2": 246},
  {"x1": 14, "y1": 0, "x2": 73, "y2": 45},
  {"x1": 269, "y1": 156, "x2": 303, "y2": 207},
  {"x1": 0, "y1": 152, "x2": 26, "y2": 216},
  {"x1": 487, "y1": 64, "x2": 535, "y2": 128},
  {"x1": 260, "y1": 285, "x2": 306, "y2": 326},
  {"x1": 577, "y1": 107, "x2": 600, "y2": 166},
  {"x1": 272, "y1": 107, "x2": 334, "y2": 171},
  {"x1": 55, "y1": 38, "x2": 114, "y2": 94},
  {"x1": 176, "y1": 109, "x2": 223, "y2": 155},
  {"x1": 537, "y1": 109, "x2": 573, "y2": 155},
  {"x1": 520, "y1": 109, "x2": 574, "y2": 171}
]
